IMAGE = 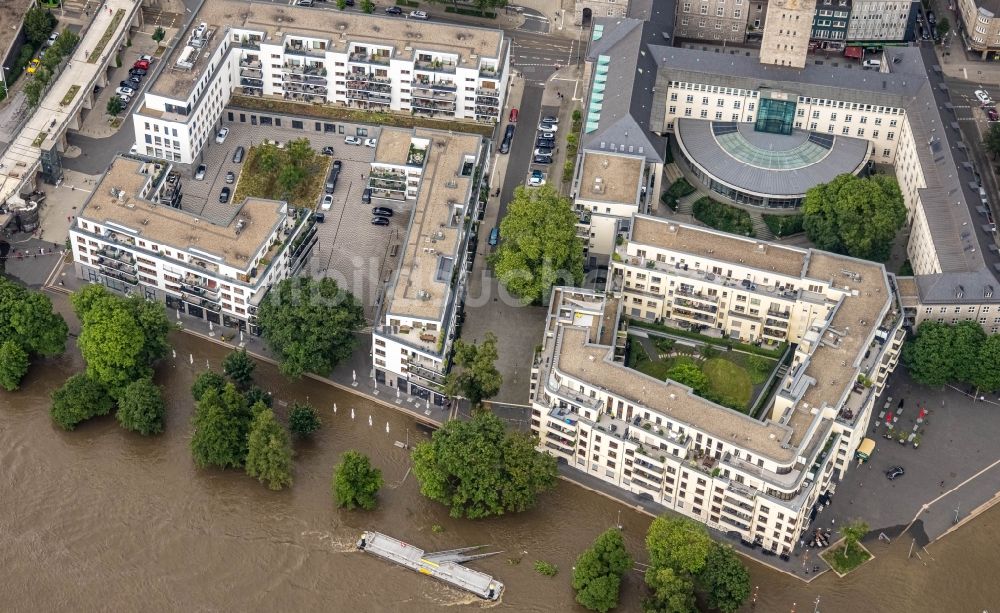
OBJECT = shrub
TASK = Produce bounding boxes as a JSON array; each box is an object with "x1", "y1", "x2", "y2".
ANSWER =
[
  {"x1": 692, "y1": 197, "x2": 754, "y2": 237},
  {"x1": 762, "y1": 213, "x2": 804, "y2": 237}
]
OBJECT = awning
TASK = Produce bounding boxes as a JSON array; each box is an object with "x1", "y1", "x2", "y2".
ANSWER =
[
  {"x1": 856, "y1": 438, "x2": 876, "y2": 460},
  {"x1": 844, "y1": 46, "x2": 863, "y2": 59}
]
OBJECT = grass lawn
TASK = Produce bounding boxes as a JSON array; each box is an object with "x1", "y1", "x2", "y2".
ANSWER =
[
  {"x1": 231, "y1": 144, "x2": 329, "y2": 209},
  {"x1": 702, "y1": 358, "x2": 752, "y2": 407},
  {"x1": 821, "y1": 544, "x2": 873, "y2": 575}
]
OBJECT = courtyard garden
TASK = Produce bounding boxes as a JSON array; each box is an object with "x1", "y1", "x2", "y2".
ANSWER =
[
  {"x1": 692, "y1": 197, "x2": 755, "y2": 237},
  {"x1": 625, "y1": 329, "x2": 782, "y2": 413},
  {"x1": 231, "y1": 138, "x2": 329, "y2": 209}
]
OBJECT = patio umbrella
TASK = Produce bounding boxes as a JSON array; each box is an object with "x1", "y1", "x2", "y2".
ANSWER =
[{"x1": 885, "y1": 411, "x2": 893, "y2": 424}]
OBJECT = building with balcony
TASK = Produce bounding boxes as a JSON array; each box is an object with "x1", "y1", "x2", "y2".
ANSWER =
[
  {"x1": 132, "y1": 0, "x2": 509, "y2": 164},
  {"x1": 372, "y1": 129, "x2": 487, "y2": 405},
  {"x1": 69, "y1": 156, "x2": 317, "y2": 333},
  {"x1": 957, "y1": 0, "x2": 1000, "y2": 59},
  {"x1": 531, "y1": 220, "x2": 904, "y2": 553}
]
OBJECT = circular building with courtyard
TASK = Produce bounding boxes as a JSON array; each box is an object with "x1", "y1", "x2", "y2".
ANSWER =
[{"x1": 673, "y1": 118, "x2": 872, "y2": 210}]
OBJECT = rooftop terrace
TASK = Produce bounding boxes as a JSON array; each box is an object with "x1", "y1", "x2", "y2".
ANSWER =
[
  {"x1": 577, "y1": 151, "x2": 645, "y2": 205},
  {"x1": 79, "y1": 157, "x2": 284, "y2": 271},
  {"x1": 152, "y1": 0, "x2": 505, "y2": 100}
]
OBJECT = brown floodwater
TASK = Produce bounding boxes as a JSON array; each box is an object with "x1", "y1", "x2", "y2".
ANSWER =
[{"x1": 1, "y1": 329, "x2": 999, "y2": 612}]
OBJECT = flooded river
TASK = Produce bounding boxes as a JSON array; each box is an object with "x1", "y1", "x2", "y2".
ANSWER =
[{"x1": 1, "y1": 330, "x2": 998, "y2": 611}]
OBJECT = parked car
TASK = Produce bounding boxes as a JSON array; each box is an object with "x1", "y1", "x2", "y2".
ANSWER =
[
  {"x1": 312, "y1": 212, "x2": 325, "y2": 223},
  {"x1": 120, "y1": 80, "x2": 136, "y2": 89},
  {"x1": 129, "y1": 68, "x2": 147, "y2": 77},
  {"x1": 540, "y1": 115, "x2": 559, "y2": 124},
  {"x1": 365, "y1": 138, "x2": 378, "y2": 148},
  {"x1": 225, "y1": 171, "x2": 235, "y2": 184},
  {"x1": 26, "y1": 58, "x2": 40, "y2": 74},
  {"x1": 345, "y1": 136, "x2": 362, "y2": 145},
  {"x1": 409, "y1": 10, "x2": 429, "y2": 19},
  {"x1": 216, "y1": 127, "x2": 230, "y2": 144},
  {"x1": 372, "y1": 206, "x2": 393, "y2": 217},
  {"x1": 499, "y1": 124, "x2": 515, "y2": 154},
  {"x1": 533, "y1": 154, "x2": 553, "y2": 165},
  {"x1": 537, "y1": 130, "x2": 556, "y2": 140},
  {"x1": 115, "y1": 86, "x2": 135, "y2": 97},
  {"x1": 46, "y1": 31, "x2": 59, "y2": 48},
  {"x1": 488, "y1": 226, "x2": 499, "y2": 246},
  {"x1": 534, "y1": 147, "x2": 553, "y2": 156},
  {"x1": 232, "y1": 146, "x2": 246, "y2": 163},
  {"x1": 332, "y1": 159, "x2": 343, "y2": 172},
  {"x1": 194, "y1": 164, "x2": 207, "y2": 180},
  {"x1": 885, "y1": 466, "x2": 905, "y2": 480},
  {"x1": 976, "y1": 89, "x2": 992, "y2": 105},
  {"x1": 139, "y1": 54, "x2": 154, "y2": 63},
  {"x1": 989, "y1": 108, "x2": 1000, "y2": 122},
  {"x1": 509, "y1": 108, "x2": 519, "y2": 123},
  {"x1": 295, "y1": 0, "x2": 314, "y2": 5},
  {"x1": 372, "y1": 216, "x2": 391, "y2": 226},
  {"x1": 219, "y1": 187, "x2": 231, "y2": 203},
  {"x1": 528, "y1": 170, "x2": 545, "y2": 186},
  {"x1": 128, "y1": 75, "x2": 142, "y2": 86},
  {"x1": 117, "y1": 94, "x2": 131, "y2": 105},
  {"x1": 536, "y1": 138, "x2": 555, "y2": 149},
  {"x1": 321, "y1": 146, "x2": 335, "y2": 155},
  {"x1": 538, "y1": 122, "x2": 557, "y2": 132},
  {"x1": 385, "y1": 6, "x2": 403, "y2": 14},
  {"x1": 321, "y1": 194, "x2": 334, "y2": 210},
  {"x1": 133, "y1": 59, "x2": 150, "y2": 70},
  {"x1": 362, "y1": 188, "x2": 372, "y2": 204}
]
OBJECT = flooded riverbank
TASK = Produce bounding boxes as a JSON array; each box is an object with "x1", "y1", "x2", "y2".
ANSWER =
[{"x1": 0, "y1": 330, "x2": 998, "y2": 611}]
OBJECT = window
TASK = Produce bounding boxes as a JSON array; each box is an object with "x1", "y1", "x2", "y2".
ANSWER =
[{"x1": 887, "y1": 132, "x2": 895, "y2": 140}]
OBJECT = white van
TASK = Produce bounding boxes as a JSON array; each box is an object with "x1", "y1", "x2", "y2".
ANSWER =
[{"x1": 863, "y1": 59, "x2": 881, "y2": 69}]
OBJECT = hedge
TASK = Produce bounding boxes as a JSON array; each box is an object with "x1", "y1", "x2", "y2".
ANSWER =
[
  {"x1": 762, "y1": 213, "x2": 804, "y2": 237},
  {"x1": 628, "y1": 318, "x2": 787, "y2": 359},
  {"x1": 445, "y1": 6, "x2": 497, "y2": 18},
  {"x1": 692, "y1": 197, "x2": 755, "y2": 237},
  {"x1": 661, "y1": 177, "x2": 696, "y2": 210}
]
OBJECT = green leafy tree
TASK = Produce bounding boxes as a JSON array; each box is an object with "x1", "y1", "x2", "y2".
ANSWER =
[
  {"x1": 336, "y1": 0, "x2": 348, "y2": 8},
  {"x1": 972, "y1": 335, "x2": 1000, "y2": 391},
  {"x1": 53, "y1": 30, "x2": 81, "y2": 56},
  {"x1": 645, "y1": 516, "x2": 713, "y2": 576},
  {"x1": 491, "y1": 185, "x2": 584, "y2": 304},
  {"x1": 0, "y1": 340, "x2": 30, "y2": 391},
  {"x1": 644, "y1": 566, "x2": 696, "y2": 613},
  {"x1": 666, "y1": 362, "x2": 708, "y2": 394},
  {"x1": 288, "y1": 402, "x2": 321, "y2": 437},
  {"x1": 190, "y1": 384, "x2": 253, "y2": 469},
  {"x1": 223, "y1": 349, "x2": 256, "y2": 387},
  {"x1": 936, "y1": 17, "x2": 951, "y2": 39},
  {"x1": 245, "y1": 385, "x2": 273, "y2": 409},
  {"x1": 257, "y1": 277, "x2": 365, "y2": 378},
  {"x1": 903, "y1": 321, "x2": 957, "y2": 386},
  {"x1": 41, "y1": 48, "x2": 61, "y2": 72},
  {"x1": 50, "y1": 373, "x2": 114, "y2": 431},
  {"x1": 950, "y1": 321, "x2": 987, "y2": 383},
  {"x1": 841, "y1": 519, "x2": 869, "y2": 558},
  {"x1": 256, "y1": 143, "x2": 281, "y2": 173},
  {"x1": 245, "y1": 409, "x2": 294, "y2": 490},
  {"x1": 361, "y1": 0, "x2": 375, "y2": 12},
  {"x1": 802, "y1": 174, "x2": 906, "y2": 262},
  {"x1": 24, "y1": 7, "x2": 56, "y2": 46},
  {"x1": 106, "y1": 95, "x2": 124, "y2": 116},
  {"x1": 116, "y1": 378, "x2": 166, "y2": 435},
  {"x1": 986, "y1": 123, "x2": 1000, "y2": 160},
  {"x1": 286, "y1": 138, "x2": 313, "y2": 167},
  {"x1": 24, "y1": 78, "x2": 44, "y2": 108},
  {"x1": 191, "y1": 370, "x2": 226, "y2": 401},
  {"x1": 572, "y1": 529, "x2": 633, "y2": 612},
  {"x1": 701, "y1": 545, "x2": 751, "y2": 613},
  {"x1": 152, "y1": 26, "x2": 166, "y2": 43},
  {"x1": 332, "y1": 450, "x2": 384, "y2": 510},
  {"x1": 277, "y1": 164, "x2": 307, "y2": 196},
  {"x1": 411, "y1": 410, "x2": 557, "y2": 518},
  {"x1": 444, "y1": 332, "x2": 502, "y2": 406}
]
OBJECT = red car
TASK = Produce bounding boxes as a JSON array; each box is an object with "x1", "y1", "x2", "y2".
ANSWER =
[
  {"x1": 509, "y1": 108, "x2": 518, "y2": 123},
  {"x1": 134, "y1": 59, "x2": 150, "y2": 70}
]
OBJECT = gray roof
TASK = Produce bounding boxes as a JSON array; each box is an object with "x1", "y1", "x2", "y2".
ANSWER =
[
  {"x1": 655, "y1": 46, "x2": 991, "y2": 286},
  {"x1": 582, "y1": 18, "x2": 665, "y2": 163},
  {"x1": 674, "y1": 119, "x2": 871, "y2": 197},
  {"x1": 915, "y1": 269, "x2": 1000, "y2": 304},
  {"x1": 974, "y1": 0, "x2": 1000, "y2": 17}
]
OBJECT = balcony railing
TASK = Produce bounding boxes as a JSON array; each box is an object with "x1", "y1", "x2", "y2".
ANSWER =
[
  {"x1": 412, "y1": 87, "x2": 457, "y2": 100},
  {"x1": 412, "y1": 99, "x2": 456, "y2": 111},
  {"x1": 348, "y1": 80, "x2": 392, "y2": 93},
  {"x1": 240, "y1": 40, "x2": 261, "y2": 50},
  {"x1": 347, "y1": 90, "x2": 390, "y2": 103},
  {"x1": 674, "y1": 297, "x2": 718, "y2": 314},
  {"x1": 413, "y1": 78, "x2": 457, "y2": 91},
  {"x1": 99, "y1": 246, "x2": 135, "y2": 265},
  {"x1": 285, "y1": 44, "x2": 326, "y2": 58},
  {"x1": 349, "y1": 52, "x2": 390, "y2": 65},
  {"x1": 414, "y1": 59, "x2": 456, "y2": 74},
  {"x1": 479, "y1": 67, "x2": 498, "y2": 78}
]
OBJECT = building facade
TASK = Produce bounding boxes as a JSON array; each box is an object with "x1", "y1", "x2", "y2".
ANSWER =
[
  {"x1": 810, "y1": 0, "x2": 850, "y2": 46},
  {"x1": 760, "y1": 0, "x2": 817, "y2": 66},
  {"x1": 846, "y1": 0, "x2": 919, "y2": 43},
  {"x1": 957, "y1": 0, "x2": 1000, "y2": 59},
  {"x1": 133, "y1": 0, "x2": 509, "y2": 164},
  {"x1": 675, "y1": 0, "x2": 754, "y2": 43},
  {"x1": 575, "y1": 0, "x2": 630, "y2": 26},
  {"x1": 531, "y1": 218, "x2": 904, "y2": 552},
  {"x1": 371, "y1": 129, "x2": 487, "y2": 406},
  {"x1": 69, "y1": 156, "x2": 316, "y2": 332}
]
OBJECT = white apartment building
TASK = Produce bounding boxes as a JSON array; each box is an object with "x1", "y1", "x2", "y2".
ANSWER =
[
  {"x1": 69, "y1": 156, "x2": 317, "y2": 333},
  {"x1": 371, "y1": 128, "x2": 486, "y2": 406},
  {"x1": 531, "y1": 217, "x2": 904, "y2": 553},
  {"x1": 846, "y1": 0, "x2": 919, "y2": 43},
  {"x1": 133, "y1": 0, "x2": 509, "y2": 165}
]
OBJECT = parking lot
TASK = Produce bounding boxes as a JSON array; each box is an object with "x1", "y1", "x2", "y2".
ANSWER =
[
  {"x1": 182, "y1": 116, "x2": 406, "y2": 318},
  {"x1": 822, "y1": 368, "x2": 1000, "y2": 545}
]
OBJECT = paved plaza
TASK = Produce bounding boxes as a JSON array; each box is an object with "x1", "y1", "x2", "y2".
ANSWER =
[{"x1": 823, "y1": 369, "x2": 1000, "y2": 546}]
